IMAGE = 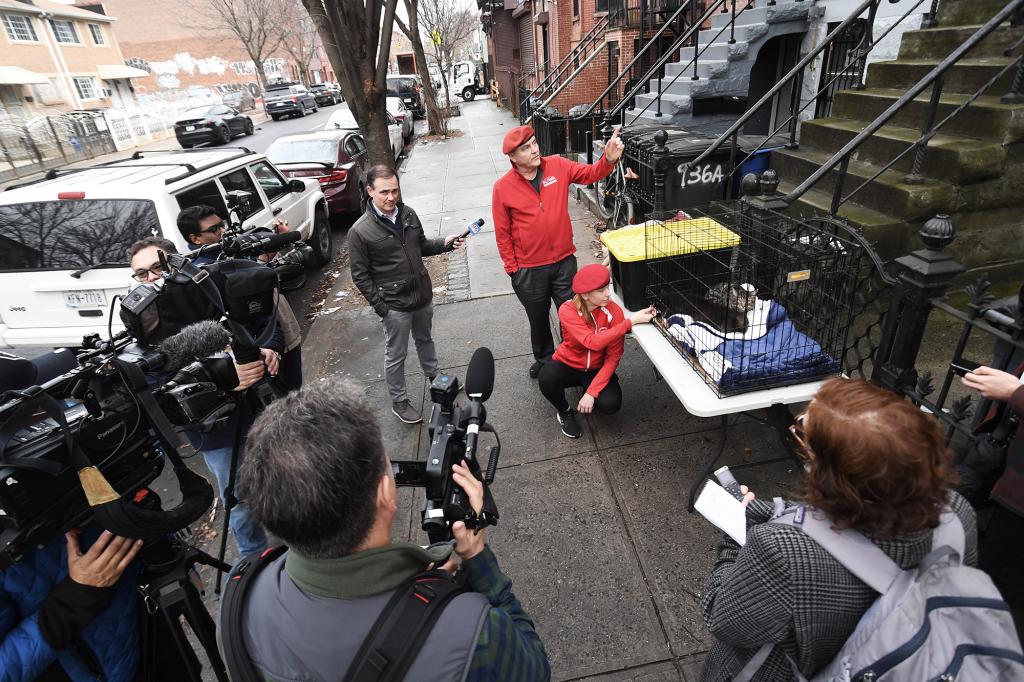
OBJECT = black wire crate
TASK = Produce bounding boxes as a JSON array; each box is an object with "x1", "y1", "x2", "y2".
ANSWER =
[{"x1": 642, "y1": 205, "x2": 864, "y2": 397}]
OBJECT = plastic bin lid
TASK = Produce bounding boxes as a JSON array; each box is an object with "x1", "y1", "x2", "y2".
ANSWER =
[{"x1": 600, "y1": 217, "x2": 740, "y2": 263}]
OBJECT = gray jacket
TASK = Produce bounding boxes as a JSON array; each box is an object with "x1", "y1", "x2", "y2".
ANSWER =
[
  {"x1": 699, "y1": 491, "x2": 978, "y2": 681},
  {"x1": 349, "y1": 201, "x2": 448, "y2": 316}
]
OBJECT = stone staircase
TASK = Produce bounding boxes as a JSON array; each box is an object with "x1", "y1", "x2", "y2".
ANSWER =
[
  {"x1": 627, "y1": 0, "x2": 810, "y2": 125},
  {"x1": 772, "y1": 0, "x2": 1024, "y2": 280}
]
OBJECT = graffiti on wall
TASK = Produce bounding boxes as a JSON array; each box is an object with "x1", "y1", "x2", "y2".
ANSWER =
[
  {"x1": 229, "y1": 57, "x2": 286, "y2": 76},
  {"x1": 125, "y1": 52, "x2": 288, "y2": 90}
]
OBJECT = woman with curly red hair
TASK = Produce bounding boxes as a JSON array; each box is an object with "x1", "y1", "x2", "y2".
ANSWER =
[{"x1": 699, "y1": 378, "x2": 978, "y2": 681}]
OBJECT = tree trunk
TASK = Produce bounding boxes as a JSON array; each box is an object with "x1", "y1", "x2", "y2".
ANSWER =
[{"x1": 396, "y1": 6, "x2": 444, "y2": 136}]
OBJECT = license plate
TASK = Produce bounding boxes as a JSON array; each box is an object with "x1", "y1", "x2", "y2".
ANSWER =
[
  {"x1": 404, "y1": 98, "x2": 413, "y2": 104},
  {"x1": 185, "y1": 125, "x2": 195, "y2": 131},
  {"x1": 64, "y1": 290, "x2": 106, "y2": 309}
]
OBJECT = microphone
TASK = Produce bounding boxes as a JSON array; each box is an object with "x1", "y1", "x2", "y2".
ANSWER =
[
  {"x1": 252, "y1": 230, "x2": 302, "y2": 253},
  {"x1": 460, "y1": 218, "x2": 485, "y2": 239},
  {"x1": 463, "y1": 347, "x2": 494, "y2": 465},
  {"x1": 159, "y1": 320, "x2": 231, "y2": 373}
]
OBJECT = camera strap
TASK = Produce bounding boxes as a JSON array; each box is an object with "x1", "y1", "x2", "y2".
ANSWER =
[
  {"x1": 221, "y1": 550, "x2": 468, "y2": 682},
  {"x1": 0, "y1": 389, "x2": 70, "y2": 475}
]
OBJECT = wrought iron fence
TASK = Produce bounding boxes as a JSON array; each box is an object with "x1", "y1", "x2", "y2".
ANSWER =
[
  {"x1": 0, "y1": 111, "x2": 116, "y2": 182},
  {"x1": 531, "y1": 109, "x2": 608, "y2": 157}
]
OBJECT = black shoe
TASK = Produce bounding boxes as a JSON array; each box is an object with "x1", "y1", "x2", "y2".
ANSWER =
[
  {"x1": 556, "y1": 409, "x2": 582, "y2": 439},
  {"x1": 392, "y1": 400, "x2": 423, "y2": 424},
  {"x1": 529, "y1": 360, "x2": 545, "y2": 379}
]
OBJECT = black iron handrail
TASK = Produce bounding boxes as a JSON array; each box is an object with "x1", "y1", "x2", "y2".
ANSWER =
[
  {"x1": 784, "y1": 0, "x2": 1024, "y2": 207},
  {"x1": 521, "y1": 10, "x2": 618, "y2": 109},
  {"x1": 577, "y1": 0, "x2": 712, "y2": 116}
]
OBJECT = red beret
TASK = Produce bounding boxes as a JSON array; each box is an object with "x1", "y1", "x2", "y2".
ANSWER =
[
  {"x1": 572, "y1": 263, "x2": 611, "y2": 294},
  {"x1": 502, "y1": 125, "x2": 536, "y2": 154}
]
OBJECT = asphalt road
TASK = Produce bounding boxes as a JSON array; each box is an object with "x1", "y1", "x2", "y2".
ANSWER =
[{"x1": 203, "y1": 103, "x2": 341, "y2": 155}]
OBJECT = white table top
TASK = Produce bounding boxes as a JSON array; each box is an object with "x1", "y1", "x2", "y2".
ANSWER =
[{"x1": 612, "y1": 292, "x2": 824, "y2": 418}]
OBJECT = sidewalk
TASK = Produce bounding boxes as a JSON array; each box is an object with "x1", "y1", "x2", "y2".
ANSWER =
[{"x1": 302, "y1": 100, "x2": 802, "y2": 681}]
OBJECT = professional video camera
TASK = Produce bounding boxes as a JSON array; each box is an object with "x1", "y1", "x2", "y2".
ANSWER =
[
  {"x1": 0, "y1": 325, "x2": 240, "y2": 568},
  {"x1": 392, "y1": 347, "x2": 501, "y2": 544}
]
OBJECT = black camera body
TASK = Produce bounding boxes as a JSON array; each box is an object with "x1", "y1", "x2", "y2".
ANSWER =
[{"x1": 392, "y1": 348, "x2": 500, "y2": 544}]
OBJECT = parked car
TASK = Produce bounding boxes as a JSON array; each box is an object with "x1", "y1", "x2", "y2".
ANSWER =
[
  {"x1": 265, "y1": 82, "x2": 318, "y2": 120},
  {"x1": 0, "y1": 148, "x2": 331, "y2": 348},
  {"x1": 309, "y1": 83, "x2": 341, "y2": 107},
  {"x1": 324, "y1": 106, "x2": 404, "y2": 161},
  {"x1": 386, "y1": 75, "x2": 424, "y2": 119},
  {"x1": 266, "y1": 130, "x2": 369, "y2": 218},
  {"x1": 174, "y1": 104, "x2": 253, "y2": 147},
  {"x1": 386, "y1": 96, "x2": 414, "y2": 143},
  {"x1": 222, "y1": 90, "x2": 256, "y2": 111}
]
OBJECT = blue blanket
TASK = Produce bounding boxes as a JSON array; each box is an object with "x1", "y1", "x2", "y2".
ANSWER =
[{"x1": 667, "y1": 301, "x2": 837, "y2": 391}]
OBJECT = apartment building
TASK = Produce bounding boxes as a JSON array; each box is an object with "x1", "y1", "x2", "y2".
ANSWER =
[{"x1": 0, "y1": 0, "x2": 144, "y2": 118}]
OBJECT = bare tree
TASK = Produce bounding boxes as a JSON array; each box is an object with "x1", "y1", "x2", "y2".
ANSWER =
[
  {"x1": 301, "y1": 0, "x2": 401, "y2": 168},
  {"x1": 280, "y1": 1, "x2": 322, "y2": 86},
  {"x1": 418, "y1": 0, "x2": 477, "y2": 111},
  {"x1": 183, "y1": 0, "x2": 289, "y2": 90},
  {"x1": 394, "y1": 1, "x2": 446, "y2": 136}
]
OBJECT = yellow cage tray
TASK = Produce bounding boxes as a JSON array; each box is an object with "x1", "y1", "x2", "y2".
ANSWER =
[{"x1": 600, "y1": 217, "x2": 740, "y2": 263}]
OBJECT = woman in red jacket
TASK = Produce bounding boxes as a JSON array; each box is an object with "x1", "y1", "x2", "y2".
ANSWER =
[{"x1": 539, "y1": 264, "x2": 656, "y2": 438}]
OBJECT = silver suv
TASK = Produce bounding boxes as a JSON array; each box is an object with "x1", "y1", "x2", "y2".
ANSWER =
[{"x1": 0, "y1": 147, "x2": 331, "y2": 348}]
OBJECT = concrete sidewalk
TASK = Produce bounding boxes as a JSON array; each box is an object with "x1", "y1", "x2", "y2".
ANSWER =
[{"x1": 302, "y1": 99, "x2": 802, "y2": 681}]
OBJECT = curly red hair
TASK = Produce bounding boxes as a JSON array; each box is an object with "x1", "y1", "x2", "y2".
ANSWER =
[{"x1": 799, "y1": 378, "x2": 957, "y2": 538}]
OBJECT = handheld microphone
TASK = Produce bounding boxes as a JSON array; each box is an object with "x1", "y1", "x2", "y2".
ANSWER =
[
  {"x1": 460, "y1": 218, "x2": 485, "y2": 239},
  {"x1": 159, "y1": 320, "x2": 231, "y2": 373},
  {"x1": 463, "y1": 347, "x2": 495, "y2": 463},
  {"x1": 252, "y1": 230, "x2": 302, "y2": 252}
]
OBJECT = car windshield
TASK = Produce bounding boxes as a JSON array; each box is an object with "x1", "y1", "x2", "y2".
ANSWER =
[
  {"x1": 325, "y1": 108, "x2": 359, "y2": 130},
  {"x1": 386, "y1": 79, "x2": 413, "y2": 95},
  {"x1": 266, "y1": 139, "x2": 339, "y2": 165},
  {"x1": 0, "y1": 200, "x2": 161, "y2": 271},
  {"x1": 183, "y1": 106, "x2": 214, "y2": 118}
]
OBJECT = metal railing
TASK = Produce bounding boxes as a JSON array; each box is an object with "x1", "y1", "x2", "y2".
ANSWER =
[{"x1": 0, "y1": 111, "x2": 117, "y2": 182}]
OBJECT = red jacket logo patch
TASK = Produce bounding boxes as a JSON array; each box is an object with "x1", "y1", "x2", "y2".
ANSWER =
[{"x1": 542, "y1": 175, "x2": 558, "y2": 187}]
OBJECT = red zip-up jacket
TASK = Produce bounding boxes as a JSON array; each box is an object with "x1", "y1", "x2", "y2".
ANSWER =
[
  {"x1": 552, "y1": 299, "x2": 632, "y2": 398},
  {"x1": 492, "y1": 154, "x2": 615, "y2": 274}
]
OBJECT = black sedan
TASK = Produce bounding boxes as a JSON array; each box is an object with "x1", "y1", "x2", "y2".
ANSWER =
[
  {"x1": 174, "y1": 105, "x2": 253, "y2": 148},
  {"x1": 309, "y1": 83, "x2": 340, "y2": 106}
]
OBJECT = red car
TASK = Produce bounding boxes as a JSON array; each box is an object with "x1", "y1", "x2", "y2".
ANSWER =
[{"x1": 265, "y1": 130, "x2": 369, "y2": 217}]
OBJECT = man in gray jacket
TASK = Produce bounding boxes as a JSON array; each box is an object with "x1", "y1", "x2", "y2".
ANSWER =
[{"x1": 349, "y1": 165, "x2": 464, "y2": 423}]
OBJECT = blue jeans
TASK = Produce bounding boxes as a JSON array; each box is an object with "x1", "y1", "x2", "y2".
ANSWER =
[{"x1": 201, "y1": 445, "x2": 267, "y2": 557}]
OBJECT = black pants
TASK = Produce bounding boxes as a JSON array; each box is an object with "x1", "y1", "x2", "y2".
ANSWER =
[
  {"x1": 979, "y1": 505, "x2": 1024, "y2": 639},
  {"x1": 277, "y1": 346, "x2": 303, "y2": 393},
  {"x1": 538, "y1": 359, "x2": 622, "y2": 414},
  {"x1": 510, "y1": 255, "x2": 577, "y2": 362}
]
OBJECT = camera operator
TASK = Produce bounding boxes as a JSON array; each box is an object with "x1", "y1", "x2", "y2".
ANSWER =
[
  {"x1": 176, "y1": 205, "x2": 303, "y2": 392},
  {"x1": 225, "y1": 378, "x2": 550, "y2": 681},
  {"x1": 127, "y1": 236, "x2": 268, "y2": 557},
  {"x1": 0, "y1": 527, "x2": 143, "y2": 682}
]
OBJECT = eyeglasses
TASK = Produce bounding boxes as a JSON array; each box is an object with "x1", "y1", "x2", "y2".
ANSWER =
[
  {"x1": 132, "y1": 262, "x2": 164, "y2": 282},
  {"x1": 789, "y1": 413, "x2": 812, "y2": 457},
  {"x1": 197, "y1": 220, "x2": 225, "y2": 235}
]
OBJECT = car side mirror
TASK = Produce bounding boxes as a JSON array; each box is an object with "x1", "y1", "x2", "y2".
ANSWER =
[{"x1": 288, "y1": 178, "x2": 306, "y2": 193}]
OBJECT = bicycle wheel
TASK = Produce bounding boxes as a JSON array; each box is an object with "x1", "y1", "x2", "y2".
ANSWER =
[{"x1": 592, "y1": 166, "x2": 624, "y2": 222}]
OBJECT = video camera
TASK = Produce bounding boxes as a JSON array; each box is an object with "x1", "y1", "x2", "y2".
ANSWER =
[
  {"x1": 0, "y1": 329, "x2": 241, "y2": 568},
  {"x1": 392, "y1": 347, "x2": 501, "y2": 544}
]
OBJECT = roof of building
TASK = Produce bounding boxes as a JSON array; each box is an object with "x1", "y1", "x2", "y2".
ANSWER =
[{"x1": 0, "y1": 0, "x2": 115, "y2": 23}]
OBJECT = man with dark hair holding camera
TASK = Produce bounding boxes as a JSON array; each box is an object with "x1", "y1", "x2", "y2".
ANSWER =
[
  {"x1": 224, "y1": 377, "x2": 550, "y2": 681},
  {"x1": 349, "y1": 165, "x2": 464, "y2": 424}
]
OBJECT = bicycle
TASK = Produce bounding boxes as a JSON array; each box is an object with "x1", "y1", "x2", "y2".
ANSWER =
[{"x1": 592, "y1": 157, "x2": 638, "y2": 231}]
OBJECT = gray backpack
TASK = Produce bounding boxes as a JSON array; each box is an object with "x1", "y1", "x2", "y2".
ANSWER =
[{"x1": 734, "y1": 506, "x2": 1024, "y2": 681}]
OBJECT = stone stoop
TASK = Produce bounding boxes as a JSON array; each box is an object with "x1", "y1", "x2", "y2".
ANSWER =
[
  {"x1": 626, "y1": 0, "x2": 809, "y2": 124},
  {"x1": 772, "y1": 0, "x2": 1024, "y2": 279}
]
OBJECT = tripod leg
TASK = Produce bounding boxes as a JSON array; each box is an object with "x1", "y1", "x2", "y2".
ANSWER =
[
  {"x1": 215, "y1": 397, "x2": 247, "y2": 594},
  {"x1": 150, "y1": 579, "x2": 228, "y2": 682}
]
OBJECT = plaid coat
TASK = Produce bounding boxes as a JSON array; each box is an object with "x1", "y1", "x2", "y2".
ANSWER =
[{"x1": 699, "y1": 492, "x2": 978, "y2": 681}]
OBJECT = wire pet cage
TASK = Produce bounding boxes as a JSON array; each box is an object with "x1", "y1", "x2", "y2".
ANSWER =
[{"x1": 642, "y1": 205, "x2": 864, "y2": 397}]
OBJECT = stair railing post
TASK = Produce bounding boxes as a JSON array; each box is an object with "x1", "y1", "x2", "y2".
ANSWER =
[
  {"x1": 904, "y1": 76, "x2": 944, "y2": 185},
  {"x1": 691, "y1": 0, "x2": 700, "y2": 81},
  {"x1": 871, "y1": 214, "x2": 965, "y2": 393},
  {"x1": 787, "y1": 68, "x2": 804, "y2": 148},
  {"x1": 653, "y1": 129, "x2": 669, "y2": 214},
  {"x1": 729, "y1": 0, "x2": 737, "y2": 44},
  {"x1": 830, "y1": 155, "x2": 850, "y2": 216},
  {"x1": 1001, "y1": 56, "x2": 1024, "y2": 104},
  {"x1": 924, "y1": 0, "x2": 941, "y2": 29}
]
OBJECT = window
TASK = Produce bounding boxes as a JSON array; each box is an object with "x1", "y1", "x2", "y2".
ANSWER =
[
  {"x1": 49, "y1": 18, "x2": 79, "y2": 44},
  {"x1": 218, "y1": 169, "x2": 264, "y2": 221},
  {"x1": 73, "y1": 77, "x2": 98, "y2": 100},
  {"x1": 351, "y1": 136, "x2": 366, "y2": 155},
  {"x1": 87, "y1": 23, "x2": 104, "y2": 45},
  {"x1": 249, "y1": 161, "x2": 289, "y2": 202},
  {"x1": 343, "y1": 137, "x2": 363, "y2": 161},
  {"x1": 573, "y1": 0, "x2": 579, "y2": 16},
  {"x1": 0, "y1": 200, "x2": 160, "y2": 271},
  {"x1": 175, "y1": 181, "x2": 228, "y2": 217},
  {"x1": 3, "y1": 14, "x2": 38, "y2": 42}
]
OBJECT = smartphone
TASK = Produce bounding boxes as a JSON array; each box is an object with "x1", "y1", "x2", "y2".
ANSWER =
[{"x1": 950, "y1": 359, "x2": 981, "y2": 377}]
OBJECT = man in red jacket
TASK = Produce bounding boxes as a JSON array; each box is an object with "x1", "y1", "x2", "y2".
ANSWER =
[{"x1": 492, "y1": 125, "x2": 625, "y2": 378}]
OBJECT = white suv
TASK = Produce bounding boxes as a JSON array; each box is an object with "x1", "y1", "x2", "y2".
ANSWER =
[{"x1": 0, "y1": 147, "x2": 332, "y2": 348}]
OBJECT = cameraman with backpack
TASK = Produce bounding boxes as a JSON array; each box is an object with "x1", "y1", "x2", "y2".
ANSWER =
[
  {"x1": 219, "y1": 378, "x2": 550, "y2": 682},
  {"x1": 696, "y1": 379, "x2": 1019, "y2": 681}
]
